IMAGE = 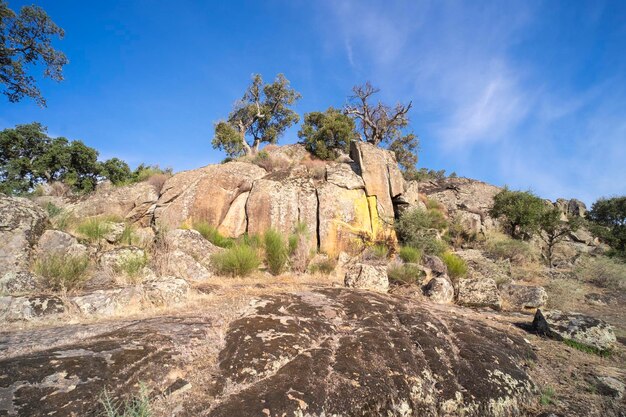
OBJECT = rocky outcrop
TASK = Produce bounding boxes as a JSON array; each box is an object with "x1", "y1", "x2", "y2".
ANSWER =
[
  {"x1": 500, "y1": 283, "x2": 547, "y2": 310},
  {"x1": 0, "y1": 194, "x2": 49, "y2": 275},
  {"x1": 0, "y1": 272, "x2": 39, "y2": 294},
  {"x1": 36, "y1": 229, "x2": 88, "y2": 258},
  {"x1": 554, "y1": 198, "x2": 587, "y2": 218},
  {"x1": 418, "y1": 177, "x2": 501, "y2": 234},
  {"x1": 542, "y1": 310, "x2": 616, "y2": 351},
  {"x1": 71, "y1": 287, "x2": 142, "y2": 316},
  {"x1": 456, "y1": 249, "x2": 510, "y2": 283},
  {"x1": 0, "y1": 295, "x2": 66, "y2": 321},
  {"x1": 423, "y1": 275, "x2": 454, "y2": 303},
  {"x1": 208, "y1": 289, "x2": 535, "y2": 416},
  {"x1": 344, "y1": 263, "x2": 389, "y2": 292},
  {"x1": 456, "y1": 278, "x2": 502, "y2": 310}
]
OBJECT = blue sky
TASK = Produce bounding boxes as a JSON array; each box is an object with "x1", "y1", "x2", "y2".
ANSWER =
[{"x1": 1, "y1": 1, "x2": 625, "y2": 205}]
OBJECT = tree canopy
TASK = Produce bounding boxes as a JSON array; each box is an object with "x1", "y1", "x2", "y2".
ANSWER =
[
  {"x1": 588, "y1": 196, "x2": 626, "y2": 258},
  {"x1": 489, "y1": 188, "x2": 548, "y2": 240},
  {"x1": 298, "y1": 107, "x2": 358, "y2": 160},
  {"x1": 212, "y1": 74, "x2": 301, "y2": 158},
  {"x1": 1, "y1": 1, "x2": 68, "y2": 106}
]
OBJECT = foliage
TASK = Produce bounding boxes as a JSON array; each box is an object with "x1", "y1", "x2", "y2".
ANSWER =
[
  {"x1": 540, "y1": 386, "x2": 555, "y2": 406},
  {"x1": 0, "y1": 1, "x2": 68, "y2": 106},
  {"x1": 211, "y1": 244, "x2": 260, "y2": 277},
  {"x1": 440, "y1": 252, "x2": 468, "y2": 279},
  {"x1": 264, "y1": 229, "x2": 288, "y2": 275},
  {"x1": 489, "y1": 188, "x2": 547, "y2": 240},
  {"x1": 212, "y1": 73, "x2": 301, "y2": 157},
  {"x1": 539, "y1": 208, "x2": 582, "y2": 267},
  {"x1": 362, "y1": 243, "x2": 390, "y2": 261},
  {"x1": 298, "y1": 107, "x2": 358, "y2": 160},
  {"x1": 308, "y1": 258, "x2": 336, "y2": 275},
  {"x1": 587, "y1": 196, "x2": 626, "y2": 258},
  {"x1": 192, "y1": 221, "x2": 234, "y2": 248},
  {"x1": 574, "y1": 256, "x2": 626, "y2": 290},
  {"x1": 387, "y1": 263, "x2": 422, "y2": 285},
  {"x1": 484, "y1": 232, "x2": 535, "y2": 265},
  {"x1": 99, "y1": 384, "x2": 152, "y2": 417},
  {"x1": 119, "y1": 225, "x2": 136, "y2": 246},
  {"x1": 77, "y1": 217, "x2": 111, "y2": 244},
  {"x1": 395, "y1": 208, "x2": 448, "y2": 255},
  {"x1": 445, "y1": 216, "x2": 477, "y2": 248},
  {"x1": 34, "y1": 254, "x2": 90, "y2": 291},
  {"x1": 398, "y1": 246, "x2": 421, "y2": 263},
  {"x1": 100, "y1": 158, "x2": 132, "y2": 185},
  {"x1": 403, "y1": 168, "x2": 457, "y2": 182},
  {"x1": 115, "y1": 253, "x2": 147, "y2": 283},
  {"x1": 45, "y1": 201, "x2": 62, "y2": 217},
  {"x1": 563, "y1": 339, "x2": 611, "y2": 357},
  {"x1": 288, "y1": 222, "x2": 310, "y2": 273},
  {"x1": 388, "y1": 133, "x2": 419, "y2": 173}
]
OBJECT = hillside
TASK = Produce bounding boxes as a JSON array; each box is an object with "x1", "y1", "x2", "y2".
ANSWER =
[{"x1": 1, "y1": 143, "x2": 624, "y2": 416}]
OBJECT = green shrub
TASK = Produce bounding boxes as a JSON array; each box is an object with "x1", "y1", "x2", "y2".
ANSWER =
[
  {"x1": 563, "y1": 339, "x2": 612, "y2": 357},
  {"x1": 264, "y1": 229, "x2": 288, "y2": 275},
  {"x1": 398, "y1": 246, "x2": 421, "y2": 263},
  {"x1": 395, "y1": 208, "x2": 449, "y2": 255},
  {"x1": 363, "y1": 243, "x2": 389, "y2": 261},
  {"x1": 387, "y1": 264, "x2": 423, "y2": 285},
  {"x1": 193, "y1": 221, "x2": 234, "y2": 248},
  {"x1": 34, "y1": 254, "x2": 90, "y2": 291},
  {"x1": 45, "y1": 202, "x2": 63, "y2": 217},
  {"x1": 238, "y1": 233, "x2": 262, "y2": 249},
  {"x1": 297, "y1": 107, "x2": 357, "y2": 160},
  {"x1": 77, "y1": 218, "x2": 111, "y2": 243},
  {"x1": 540, "y1": 386, "x2": 555, "y2": 406},
  {"x1": 115, "y1": 253, "x2": 147, "y2": 283},
  {"x1": 574, "y1": 256, "x2": 626, "y2": 289},
  {"x1": 308, "y1": 258, "x2": 336, "y2": 274},
  {"x1": 119, "y1": 225, "x2": 136, "y2": 246},
  {"x1": 100, "y1": 383, "x2": 152, "y2": 417},
  {"x1": 425, "y1": 198, "x2": 441, "y2": 211},
  {"x1": 211, "y1": 244, "x2": 260, "y2": 277},
  {"x1": 484, "y1": 233, "x2": 534, "y2": 265},
  {"x1": 489, "y1": 188, "x2": 547, "y2": 240},
  {"x1": 440, "y1": 252, "x2": 467, "y2": 280}
]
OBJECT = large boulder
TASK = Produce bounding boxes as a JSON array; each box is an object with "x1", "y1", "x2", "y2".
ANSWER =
[
  {"x1": 0, "y1": 295, "x2": 66, "y2": 321},
  {"x1": 208, "y1": 289, "x2": 535, "y2": 416},
  {"x1": 500, "y1": 283, "x2": 547, "y2": 310},
  {"x1": 423, "y1": 275, "x2": 454, "y2": 304},
  {"x1": 344, "y1": 263, "x2": 389, "y2": 292},
  {"x1": 163, "y1": 229, "x2": 221, "y2": 266},
  {"x1": 542, "y1": 310, "x2": 616, "y2": 351},
  {"x1": 143, "y1": 276, "x2": 190, "y2": 305},
  {"x1": 154, "y1": 162, "x2": 266, "y2": 230},
  {"x1": 456, "y1": 278, "x2": 502, "y2": 310},
  {"x1": 0, "y1": 272, "x2": 39, "y2": 294},
  {"x1": 70, "y1": 287, "x2": 142, "y2": 316},
  {"x1": 35, "y1": 229, "x2": 88, "y2": 258},
  {"x1": 418, "y1": 177, "x2": 501, "y2": 234},
  {"x1": 350, "y1": 141, "x2": 405, "y2": 222},
  {"x1": 456, "y1": 249, "x2": 510, "y2": 284},
  {"x1": 0, "y1": 194, "x2": 49, "y2": 275},
  {"x1": 158, "y1": 250, "x2": 211, "y2": 281}
]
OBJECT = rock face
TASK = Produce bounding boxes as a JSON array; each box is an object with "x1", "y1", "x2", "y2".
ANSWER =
[
  {"x1": 500, "y1": 283, "x2": 547, "y2": 310},
  {"x1": 208, "y1": 289, "x2": 535, "y2": 416},
  {"x1": 456, "y1": 278, "x2": 502, "y2": 310},
  {"x1": 554, "y1": 198, "x2": 587, "y2": 218},
  {"x1": 418, "y1": 177, "x2": 501, "y2": 234},
  {"x1": 36, "y1": 229, "x2": 88, "y2": 258},
  {"x1": 423, "y1": 276, "x2": 455, "y2": 304},
  {"x1": 0, "y1": 194, "x2": 49, "y2": 275},
  {"x1": 0, "y1": 295, "x2": 66, "y2": 321},
  {"x1": 344, "y1": 263, "x2": 389, "y2": 292},
  {"x1": 542, "y1": 310, "x2": 616, "y2": 351},
  {"x1": 0, "y1": 272, "x2": 39, "y2": 294}
]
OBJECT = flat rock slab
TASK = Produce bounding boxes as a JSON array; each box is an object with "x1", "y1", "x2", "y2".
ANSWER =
[
  {"x1": 0, "y1": 316, "x2": 212, "y2": 416},
  {"x1": 207, "y1": 288, "x2": 536, "y2": 417}
]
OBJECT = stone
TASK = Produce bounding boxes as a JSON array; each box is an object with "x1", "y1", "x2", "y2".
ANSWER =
[
  {"x1": 531, "y1": 309, "x2": 558, "y2": 338},
  {"x1": 422, "y1": 254, "x2": 447, "y2": 276},
  {"x1": 143, "y1": 276, "x2": 190, "y2": 305},
  {"x1": 154, "y1": 162, "x2": 266, "y2": 230},
  {"x1": 103, "y1": 222, "x2": 126, "y2": 243},
  {"x1": 71, "y1": 287, "x2": 142, "y2": 316},
  {"x1": 456, "y1": 278, "x2": 502, "y2": 310},
  {"x1": 164, "y1": 229, "x2": 221, "y2": 266},
  {"x1": 595, "y1": 376, "x2": 625, "y2": 399},
  {"x1": 325, "y1": 162, "x2": 365, "y2": 190},
  {"x1": 159, "y1": 250, "x2": 211, "y2": 281},
  {"x1": 0, "y1": 194, "x2": 49, "y2": 274},
  {"x1": 423, "y1": 275, "x2": 454, "y2": 304},
  {"x1": 344, "y1": 263, "x2": 389, "y2": 292},
  {"x1": 99, "y1": 247, "x2": 146, "y2": 273},
  {"x1": 0, "y1": 295, "x2": 66, "y2": 321},
  {"x1": 208, "y1": 289, "x2": 535, "y2": 416},
  {"x1": 35, "y1": 229, "x2": 88, "y2": 258},
  {"x1": 456, "y1": 249, "x2": 510, "y2": 283},
  {"x1": 500, "y1": 284, "x2": 548, "y2": 310},
  {"x1": 0, "y1": 272, "x2": 39, "y2": 294},
  {"x1": 542, "y1": 310, "x2": 616, "y2": 351},
  {"x1": 350, "y1": 141, "x2": 404, "y2": 221},
  {"x1": 418, "y1": 177, "x2": 502, "y2": 234},
  {"x1": 217, "y1": 191, "x2": 249, "y2": 238}
]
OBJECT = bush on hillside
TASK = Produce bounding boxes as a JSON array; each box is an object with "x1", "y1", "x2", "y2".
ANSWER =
[
  {"x1": 298, "y1": 107, "x2": 358, "y2": 160},
  {"x1": 398, "y1": 246, "x2": 421, "y2": 263},
  {"x1": 440, "y1": 252, "x2": 467, "y2": 280},
  {"x1": 395, "y1": 208, "x2": 449, "y2": 256},
  {"x1": 264, "y1": 229, "x2": 288, "y2": 275},
  {"x1": 192, "y1": 221, "x2": 234, "y2": 248},
  {"x1": 574, "y1": 256, "x2": 626, "y2": 290},
  {"x1": 484, "y1": 233, "x2": 535, "y2": 265},
  {"x1": 387, "y1": 264, "x2": 422, "y2": 285},
  {"x1": 211, "y1": 244, "x2": 260, "y2": 277},
  {"x1": 34, "y1": 254, "x2": 90, "y2": 291},
  {"x1": 489, "y1": 188, "x2": 547, "y2": 240}
]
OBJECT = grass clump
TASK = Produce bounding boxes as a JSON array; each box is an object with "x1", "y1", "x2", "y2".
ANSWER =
[
  {"x1": 309, "y1": 257, "x2": 336, "y2": 274},
  {"x1": 563, "y1": 339, "x2": 612, "y2": 357},
  {"x1": 100, "y1": 383, "x2": 152, "y2": 417},
  {"x1": 363, "y1": 243, "x2": 390, "y2": 261},
  {"x1": 574, "y1": 256, "x2": 626, "y2": 290},
  {"x1": 211, "y1": 244, "x2": 260, "y2": 277},
  {"x1": 192, "y1": 221, "x2": 234, "y2": 248},
  {"x1": 115, "y1": 253, "x2": 147, "y2": 283},
  {"x1": 45, "y1": 201, "x2": 63, "y2": 217},
  {"x1": 264, "y1": 229, "x2": 288, "y2": 275},
  {"x1": 387, "y1": 264, "x2": 423, "y2": 285},
  {"x1": 34, "y1": 254, "x2": 90, "y2": 291},
  {"x1": 77, "y1": 218, "x2": 112, "y2": 243},
  {"x1": 398, "y1": 246, "x2": 421, "y2": 263},
  {"x1": 540, "y1": 386, "x2": 555, "y2": 406},
  {"x1": 484, "y1": 232, "x2": 535, "y2": 265},
  {"x1": 440, "y1": 252, "x2": 468, "y2": 280}
]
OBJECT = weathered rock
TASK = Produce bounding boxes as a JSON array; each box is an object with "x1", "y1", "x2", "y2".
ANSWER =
[
  {"x1": 103, "y1": 222, "x2": 126, "y2": 243},
  {"x1": 325, "y1": 162, "x2": 365, "y2": 190},
  {"x1": 350, "y1": 141, "x2": 404, "y2": 221},
  {"x1": 0, "y1": 194, "x2": 49, "y2": 274},
  {"x1": 71, "y1": 287, "x2": 142, "y2": 316},
  {"x1": 154, "y1": 162, "x2": 266, "y2": 230},
  {"x1": 35, "y1": 229, "x2": 88, "y2": 258},
  {"x1": 143, "y1": 276, "x2": 190, "y2": 305},
  {"x1": 163, "y1": 229, "x2": 221, "y2": 266},
  {"x1": 344, "y1": 263, "x2": 388, "y2": 292},
  {"x1": 456, "y1": 249, "x2": 510, "y2": 284},
  {"x1": 67, "y1": 181, "x2": 158, "y2": 227},
  {"x1": 456, "y1": 278, "x2": 502, "y2": 310},
  {"x1": 542, "y1": 310, "x2": 616, "y2": 351},
  {"x1": 0, "y1": 272, "x2": 39, "y2": 294},
  {"x1": 500, "y1": 283, "x2": 548, "y2": 310},
  {"x1": 422, "y1": 254, "x2": 447, "y2": 276},
  {"x1": 99, "y1": 247, "x2": 146, "y2": 273},
  {"x1": 423, "y1": 275, "x2": 454, "y2": 303},
  {"x1": 208, "y1": 289, "x2": 535, "y2": 416},
  {"x1": 594, "y1": 376, "x2": 625, "y2": 399},
  {"x1": 418, "y1": 177, "x2": 501, "y2": 234},
  {"x1": 216, "y1": 191, "x2": 249, "y2": 238},
  {"x1": 0, "y1": 295, "x2": 66, "y2": 321},
  {"x1": 159, "y1": 250, "x2": 211, "y2": 281},
  {"x1": 555, "y1": 198, "x2": 587, "y2": 218}
]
